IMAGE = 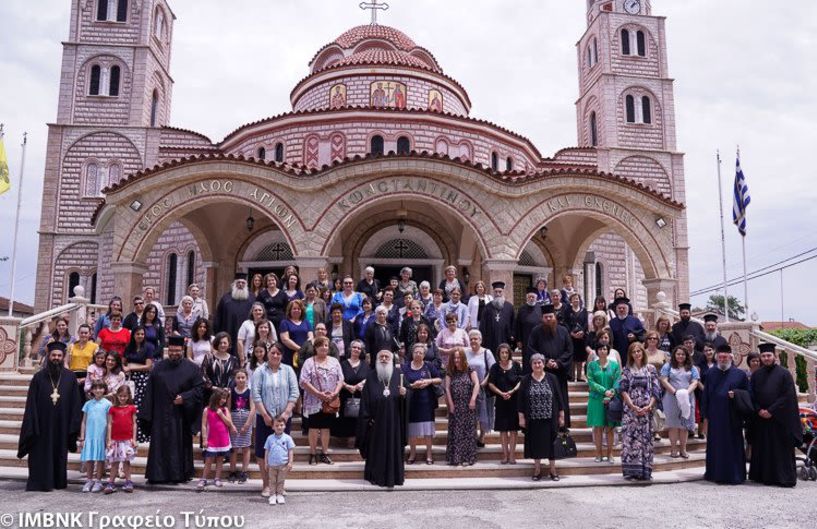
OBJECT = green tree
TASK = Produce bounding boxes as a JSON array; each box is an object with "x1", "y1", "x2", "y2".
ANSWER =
[
  {"x1": 705, "y1": 294, "x2": 746, "y2": 320},
  {"x1": 769, "y1": 329, "x2": 817, "y2": 393}
]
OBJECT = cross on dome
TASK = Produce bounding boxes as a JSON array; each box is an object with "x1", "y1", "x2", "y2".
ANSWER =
[{"x1": 359, "y1": 0, "x2": 389, "y2": 25}]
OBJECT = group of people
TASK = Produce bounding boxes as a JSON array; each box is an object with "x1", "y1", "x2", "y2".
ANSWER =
[{"x1": 18, "y1": 266, "x2": 806, "y2": 498}]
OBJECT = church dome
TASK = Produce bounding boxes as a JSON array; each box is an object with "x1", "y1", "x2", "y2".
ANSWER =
[{"x1": 309, "y1": 24, "x2": 442, "y2": 74}]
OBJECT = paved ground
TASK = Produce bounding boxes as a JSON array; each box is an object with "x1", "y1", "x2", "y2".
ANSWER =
[{"x1": 0, "y1": 479, "x2": 814, "y2": 529}]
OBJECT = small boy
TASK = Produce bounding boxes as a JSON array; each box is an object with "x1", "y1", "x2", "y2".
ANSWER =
[{"x1": 263, "y1": 417, "x2": 295, "y2": 505}]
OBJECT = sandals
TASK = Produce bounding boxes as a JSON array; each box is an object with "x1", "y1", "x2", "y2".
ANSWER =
[
  {"x1": 594, "y1": 456, "x2": 603, "y2": 463},
  {"x1": 679, "y1": 452, "x2": 690, "y2": 459},
  {"x1": 426, "y1": 458, "x2": 434, "y2": 465},
  {"x1": 196, "y1": 479, "x2": 207, "y2": 491},
  {"x1": 549, "y1": 473, "x2": 561, "y2": 482},
  {"x1": 319, "y1": 453, "x2": 334, "y2": 465},
  {"x1": 500, "y1": 459, "x2": 509, "y2": 465},
  {"x1": 406, "y1": 457, "x2": 416, "y2": 465},
  {"x1": 669, "y1": 451, "x2": 679, "y2": 458},
  {"x1": 308, "y1": 454, "x2": 317, "y2": 465},
  {"x1": 212, "y1": 479, "x2": 223, "y2": 488}
]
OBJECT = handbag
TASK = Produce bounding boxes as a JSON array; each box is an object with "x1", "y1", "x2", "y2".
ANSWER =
[
  {"x1": 605, "y1": 395, "x2": 623, "y2": 423},
  {"x1": 315, "y1": 367, "x2": 341, "y2": 415},
  {"x1": 343, "y1": 397, "x2": 361, "y2": 418},
  {"x1": 552, "y1": 430, "x2": 578, "y2": 459}
]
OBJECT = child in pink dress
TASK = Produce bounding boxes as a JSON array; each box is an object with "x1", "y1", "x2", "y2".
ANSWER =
[{"x1": 198, "y1": 388, "x2": 237, "y2": 491}]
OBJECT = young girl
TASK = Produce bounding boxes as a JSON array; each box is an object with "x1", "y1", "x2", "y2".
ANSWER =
[
  {"x1": 84, "y1": 350, "x2": 107, "y2": 396},
  {"x1": 228, "y1": 369, "x2": 255, "y2": 483},
  {"x1": 105, "y1": 385, "x2": 138, "y2": 493},
  {"x1": 198, "y1": 388, "x2": 237, "y2": 491},
  {"x1": 79, "y1": 380, "x2": 112, "y2": 493},
  {"x1": 102, "y1": 352, "x2": 126, "y2": 397}
]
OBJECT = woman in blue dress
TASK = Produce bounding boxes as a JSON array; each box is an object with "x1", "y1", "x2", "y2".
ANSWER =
[
  {"x1": 404, "y1": 343, "x2": 443, "y2": 464},
  {"x1": 139, "y1": 303, "x2": 165, "y2": 361},
  {"x1": 278, "y1": 300, "x2": 313, "y2": 368}
]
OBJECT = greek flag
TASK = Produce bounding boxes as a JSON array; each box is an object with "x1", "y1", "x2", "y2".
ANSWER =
[{"x1": 732, "y1": 152, "x2": 750, "y2": 237}]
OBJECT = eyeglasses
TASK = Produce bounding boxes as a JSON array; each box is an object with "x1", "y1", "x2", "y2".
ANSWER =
[{"x1": 646, "y1": 337, "x2": 658, "y2": 341}]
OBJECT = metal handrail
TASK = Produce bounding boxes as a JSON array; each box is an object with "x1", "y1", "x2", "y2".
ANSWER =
[{"x1": 751, "y1": 329, "x2": 817, "y2": 363}]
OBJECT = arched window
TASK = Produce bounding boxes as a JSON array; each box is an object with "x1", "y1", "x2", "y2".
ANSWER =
[
  {"x1": 491, "y1": 152, "x2": 499, "y2": 172},
  {"x1": 506, "y1": 157, "x2": 513, "y2": 171},
  {"x1": 154, "y1": 9, "x2": 166, "y2": 39},
  {"x1": 594, "y1": 262, "x2": 603, "y2": 298},
  {"x1": 116, "y1": 0, "x2": 128, "y2": 22},
  {"x1": 641, "y1": 96, "x2": 652, "y2": 124},
  {"x1": 370, "y1": 135, "x2": 384, "y2": 156},
  {"x1": 396, "y1": 136, "x2": 410, "y2": 155},
  {"x1": 85, "y1": 162, "x2": 100, "y2": 196},
  {"x1": 150, "y1": 90, "x2": 159, "y2": 127},
  {"x1": 589, "y1": 111, "x2": 598, "y2": 146},
  {"x1": 621, "y1": 29, "x2": 631, "y2": 55},
  {"x1": 109, "y1": 65, "x2": 120, "y2": 96},
  {"x1": 186, "y1": 251, "x2": 195, "y2": 290},
  {"x1": 107, "y1": 162, "x2": 121, "y2": 187},
  {"x1": 90, "y1": 273, "x2": 98, "y2": 304},
  {"x1": 257, "y1": 147, "x2": 266, "y2": 160},
  {"x1": 89, "y1": 65, "x2": 101, "y2": 95},
  {"x1": 625, "y1": 95, "x2": 636, "y2": 123},
  {"x1": 68, "y1": 272, "x2": 80, "y2": 300},
  {"x1": 636, "y1": 30, "x2": 646, "y2": 57},
  {"x1": 592, "y1": 38, "x2": 598, "y2": 65},
  {"x1": 166, "y1": 253, "x2": 178, "y2": 306},
  {"x1": 97, "y1": 0, "x2": 108, "y2": 21},
  {"x1": 274, "y1": 142, "x2": 284, "y2": 162}
]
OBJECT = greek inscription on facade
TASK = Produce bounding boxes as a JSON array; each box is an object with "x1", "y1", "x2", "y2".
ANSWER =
[{"x1": 336, "y1": 178, "x2": 480, "y2": 219}]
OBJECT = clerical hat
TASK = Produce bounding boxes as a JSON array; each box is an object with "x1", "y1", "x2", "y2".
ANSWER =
[
  {"x1": 703, "y1": 314, "x2": 718, "y2": 323},
  {"x1": 491, "y1": 281, "x2": 506, "y2": 290},
  {"x1": 46, "y1": 341, "x2": 67, "y2": 353},
  {"x1": 167, "y1": 336, "x2": 186, "y2": 347},
  {"x1": 525, "y1": 286, "x2": 538, "y2": 294},
  {"x1": 542, "y1": 304, "x2": 556, "y2": 314},
  {"x1": 234, "y1": 272, "x2": 248, "y2": 280},
  {"x1": 678, "y1": 303, "x2": 692, "y2": 311},
  {"x1": 613, "y1": 296, "x2": 630, "y2": 307},
  {"x1": 715, "y1": 344, "x2": 732, "y2": 354},
  {"x1": 758, "y1": 343, "x2": 776, "y2": 354}
]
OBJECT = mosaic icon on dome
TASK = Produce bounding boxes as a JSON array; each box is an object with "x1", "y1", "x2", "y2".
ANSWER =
[
  {"x1": 428, "y1": 90, "x2": 443, "y2": 113},
  {"x1": 329, "y1": 83, "x2": 347, "y2": 109},
  {"x1": 370, "y1": 81, "x2": 406, "y2": 109}
]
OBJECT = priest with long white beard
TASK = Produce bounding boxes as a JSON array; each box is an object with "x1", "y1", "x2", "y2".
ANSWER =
[
  {"x1": 213, "y1": 273, "x2": 256, "y2": 357},
  {"x1": 356, "y1": 349, "x2": 408, "y2": 488}
]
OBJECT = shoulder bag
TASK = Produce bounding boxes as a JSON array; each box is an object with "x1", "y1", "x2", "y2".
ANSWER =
[
  {"x1": 552, "y1": 429, "x2": 578, "y2": 459},
  {"x1": 316, "y1": 363, "x2": 341, "y2": 415}
]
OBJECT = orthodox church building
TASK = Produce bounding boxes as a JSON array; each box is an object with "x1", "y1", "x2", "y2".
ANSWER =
[{"x1": 34, "y1": 0, "x2": 688, "y2": 316}]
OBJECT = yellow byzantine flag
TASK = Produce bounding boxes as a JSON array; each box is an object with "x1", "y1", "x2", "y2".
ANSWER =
[{"x1": 0, "y1": 130, "x2": 10, "y2": 195}]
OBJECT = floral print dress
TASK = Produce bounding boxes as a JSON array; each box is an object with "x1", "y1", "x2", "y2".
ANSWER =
[
  {"x1": 446, "y1": 369, "x2": 477, "y2": 465},
  {"x1": 619, "y1": 364, "x2": 661, "y2": 480}
]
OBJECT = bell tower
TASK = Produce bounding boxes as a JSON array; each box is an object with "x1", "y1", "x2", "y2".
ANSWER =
[
  {"x1": 35, "y1": 0, "x2": 176, "y2": 310},
  {"x1": 576, "y1": 0, "x2": 688, "y2": 305}
]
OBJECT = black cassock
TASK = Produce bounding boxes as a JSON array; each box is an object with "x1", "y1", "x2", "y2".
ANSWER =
[
  {"x1": 749, "y1": 365, "x2": 803, "y2": 487},
  {"x1": 18, "y1": 368, "x2": 82, "y2": 491},
  {"x1": 514, "y1": 304, "x2": 542, "y2": 350},
  {"x1": 525, "y1": 324, "x2": 573, "y2": 427},
  {"x1": 479, "y1": 301, "x2": 515, "y2": 355},
  {"x1": 356, "y1": 369, "x2": 408, "y2": 487},
  {"x1": 138, "y1": 358, "x2": 204, "y2": 484},
  {"x1": 671, "y1": 319, "x2": 705, "y2": 352},
  {"x1": 213, "y1": 292, "x2": 255, "y2": 355},
  {"x1": 701, "y1": 366, "x2": 748, "y2": 484}
]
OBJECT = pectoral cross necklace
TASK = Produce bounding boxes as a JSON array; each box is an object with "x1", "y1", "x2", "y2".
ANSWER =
[{"x1": 50, "y1": 373, "x2": 62, "y2": 405}]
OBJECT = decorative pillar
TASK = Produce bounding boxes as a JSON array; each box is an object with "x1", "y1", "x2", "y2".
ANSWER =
[
  {"x1": 110, "y1": 262, "x2": 148, "y2": 311},
  {"x1": 583, "y1": 251, "x2": 596, "y2": 307},
  {"x1": 482, "y1": 259, "x2": 517, "y2": 303},
  {"x1": 68, "y1": 285, "x2": 90, "y2": 336},
  {"x1": 201, "y1": 261, "x2": 219, "y2": 316},
  {"x1": 295, "y1": 256, "x2": 330, "y2": 286},
  {"x1": 642, "y1": 278, "x2": 677, "y2": 326},
  {"x1": 0, "y1": 317, "x2": 21, "y2": 372}
]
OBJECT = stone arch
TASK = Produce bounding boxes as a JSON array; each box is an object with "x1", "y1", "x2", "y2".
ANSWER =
[
  {"x1": 613, "y1": 155, "x2": 671, "y2": 196},
  {"x1": 53, "y1": 241, "x2": 99, "y2": 305}
]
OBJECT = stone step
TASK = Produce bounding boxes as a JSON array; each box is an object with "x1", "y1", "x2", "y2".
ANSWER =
[
  {"x1": 0, "y1": 396, "x2": 27, "y2": 409},
  {"x1": 0, "y1": 385, "x2": 28, "y2": 397},
  {"x1": 0, "y1": 374, "x2": 35, "y2": 387},
  {"x1": 0, "y1": 433, "x2": 706, "y2": 460},
  {"x1": 0, "y1": 448, "x2": 705, "y2": 479},
  {"x1": 0, "y1": 408, "x2": 23, "y2": 421}
]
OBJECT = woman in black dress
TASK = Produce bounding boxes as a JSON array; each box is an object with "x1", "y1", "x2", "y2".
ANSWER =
[
  {"x1": 565, "y1": 292, "x2": 589, "y2": 382},
  {"x1": 518, "y1": 353, "x2": 566, "y2": 481},
  {"x1": 332, "y1": 340, "x2": 370, "y2": 447},
  {"x1": 487, "y1": 343, "x2": 521, "y2": 464}
]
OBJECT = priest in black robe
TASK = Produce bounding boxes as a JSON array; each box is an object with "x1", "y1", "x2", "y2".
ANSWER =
[
  {"x1": 213, "y1": 273, "x2": 255, "y2": 356},
  {"x1": 702, "y1": 314, "x2": 728, "y2": 350},
  {"x1": 609, "y1": 297, "x2": 645, "y2": 358},
  {"x1": 139, "y1": 336, "x2": 204, "y2": 484},
  {"x1": 525, "y1": 304, "x2": 573, "y2": 427},
  {"x1": 515, "y1": 287, "x2": 543, "y2": 352},
  {"x1": 749, "y1": 344, "x2": 803, "y2": 487},
  {"x1": 356, "y1": 349, "x2": 408, "y2": 487},
  {"x1": 18, "y1": 342, "x2": 82, "y2": 492},
  {"x1": 479, "y1": 281, "x2": 515, "y2": 354},
  {"x1": 671, "y1": 303, "x2": 705, "y2": 352},
  {"x1": 701, "y1": 344, "x2": 749, "y2": 484}
]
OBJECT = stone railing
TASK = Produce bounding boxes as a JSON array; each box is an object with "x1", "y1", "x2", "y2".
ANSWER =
[
  {"x1": 652, "y1": 291, "x2": 816, "y2": 403},
  {"x1": 0, "y1": 286, "x2": 106, "y2": 371}
]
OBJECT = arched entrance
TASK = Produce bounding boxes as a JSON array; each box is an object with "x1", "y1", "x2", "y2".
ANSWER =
[{"x1": 358, "y1": 225, "x2": 445, "y2": 286}]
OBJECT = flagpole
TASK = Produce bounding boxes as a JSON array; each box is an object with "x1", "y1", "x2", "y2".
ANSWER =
[
  {"x1": 7, "y1": 132, "x2": 27, "y2": 317},
  {"x1": 716, "y1": 150, "x2": 729, "y2": 322},
  {"x1": 741, "y1": 234, "x2": 749, "y2": 319}
]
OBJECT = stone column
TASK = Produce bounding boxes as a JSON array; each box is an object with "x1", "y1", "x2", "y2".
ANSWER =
[
  {"x1": 482, "y1": 259, "x2": 518, "y2": 303},
  {"x1": 642, "y1": 278, "x2": 677, "y2": 328},
  {"x1": 110, "y1": 262, "x2": 148, "y2": 310},
  {"x1": 68, "y1": 285, "x2": 90, "y2": 336},
  {"x1": 0, "y1": 317, "x2": 22, "y2": 372},
  {"x1": 201, "y1": 261, "x2": 219, "y2": 315},
  {"x1": 295, "y1": 256, "x2": 330, "y2": 286}
]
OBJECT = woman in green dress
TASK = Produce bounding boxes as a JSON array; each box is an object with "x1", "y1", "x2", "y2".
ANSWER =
[{"x1": 586, "y1": 343, "x2": 621, "y2": 464}]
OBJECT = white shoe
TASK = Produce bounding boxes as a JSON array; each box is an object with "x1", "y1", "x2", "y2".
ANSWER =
[
  {"x1": 268, "y1": 495, "x2": 277, "y2": 505},
  {"x1": 276, "y1": 495, "x2": 285, "y2": 504},
  {"x1": 82, "y1": 480, "x2": 93, "y2": 493}
]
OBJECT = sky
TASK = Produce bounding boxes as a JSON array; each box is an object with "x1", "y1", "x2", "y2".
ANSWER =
[{"x1": 0, "y1": 0, "x2": 815, "y2": 324}]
